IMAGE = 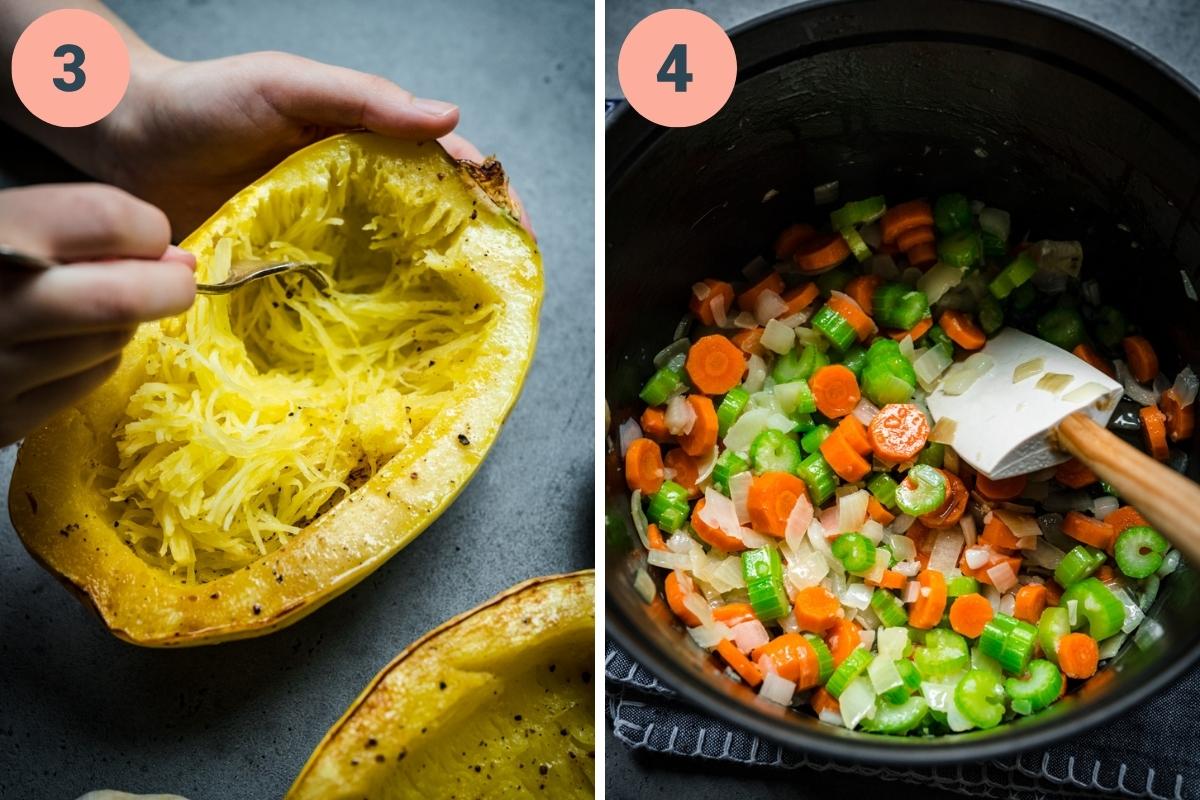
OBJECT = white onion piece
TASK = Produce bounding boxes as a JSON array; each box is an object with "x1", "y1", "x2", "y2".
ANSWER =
[
  {"x1": 722, "y1": 408, "x2": 770, "y2": 454},
  {"x1": 863, "y1": 549, "x2": 889, "y2": 584},
  {"x1": 1063, "y1": 381, "x2": 1108, "y2": 405},
  {"x1": 1105, "y1": 582, "x2": 1145, "y2": 634},
  {"x1": 898, "y1": 334, "x2": 915, "y2": 363},
  {"x1": 774, "y1": 381, "x2": 810, "y2": 415},
  {"x1": 891, "y1": 513, "x2": 916, "y2": 534},
  {"x1": 795, "y1": 326, "x2": 826, "y2": 349},
  {"x1": 755, "y1": 290, "x2": 789, "y2": 325},
  {"x1": 1093, "y1": 495, "x2": 1120, "y2": 520},
  {"x1": 1099, "y1": 632, "x2": 1127, "y2": 660},
  {"x1": 986, "y1": 562, "x2": 1018, "y2": 592},
  {"x1": 960, "y1": 514, "x2": 977, "y2": 547},
  {"x1": 893, "y1": 560, "x2": 921, "y2": 577},
  {"x1": 807, "y1": 518, "x2": 833, "y2": 558},
  {"x1": 903, "y1": 580, "x2": 921, "y2": 603},
  {"x1": 1158, "y1": 549, "x2": 1181, "y2": 577},
  {"x1": 1032, "y1": 240, "x2": 1084, "y2": 279},
  {"x1": 761, "y1": 318, "x2": 795, "y2": 354},
  {"x1": 744, "y1": 354, "x2": 767, "y2": 392},
  {"x1": 862, "y1": 519, "x2": 886, "y2": 546},
  {"x1": 1114, "y1": 359, "x2": 1160, "y2": 406},
  {"x1": 978, "y1": 207, "x2": 1011, "y2": 242},
  {"x1": 667, "y1": 532, "x2": 694, "y2": 553},
  {"x1": 711, "y1": 293, "x2": 728, "y2": 327},
  {"x1": 665, "y1": 395, "x2": 696, "y2": 435},
  {"x1": 917, "y1": 262, "x2": 965, "y2": 304},
  {"x1": 928, "y1": 530, "x2": 965, "y2": 574},
  {"x1": 819, "y1": 708, "x2": 845, "y2": 726},
  {"x1": 1028, "y1": 540, "x2": 1066, "y2": 570},
  {"x1": 692, "y1": 282, "x2": 712, "y2": 302},
  {"x1": 784, "y1": 491, "x2": 815, "y2": 545},
  {"x1": 942, "y1": 353, "x2": 995, "y2": 396},
  {"x1": 732, "y1": 619, "x2": 771, "y2": 654},
  {"x1": 787, "y1": 551, "x2": 830, "y2": 589},
  {"x1": 618, "y1": 418, "x2": 642, "y2": 456},
  {"x1": 887, "y1": 533, "x2": 916, "y2": 561},
  {"x1": 831, "y1": 290, "x2": 877, "y2": 336},
  {"x1": 852, "y1": 397, "x2": 880, "y2": 425},
  {"x1": 929, "y1": 417, "x2": 957, "y2": 445},
  {"x1": 1035, "y1": 372, "x2": 1073, "y2": 396},
  {"x1": 915, "y1": 345, "x2": 954, "y2": 391},
  {"x1": 841, "y1": 582, "x2": 874, "y2": 610},
  {"x1": 859, "y1": 629, "x2": 877, "y2": 651},
  {"x1": 819, "y1": 505, "x2": 840, "y2": 533},
  {"x1": 877, "y1": 627, "x2": 909, "y2": 660},
  {"x1": 984, "y1": 585, "x2": 1002, "y2": 612},
  {"x1": 1135, "y1": 618, "x2": 1164, "y2": 651},
  {"x1": 994, "y1": 510, "x2": 1041, "y2": 538},
  {"x1": 1013, "y1": 357, "x2": 1045, "y2": 383},
  {"x1": 633, "y1": 567, "x2": 656, "y2": 603},
  {"x1": 630, "y1": 490, "x2": 650, "y2": 549},
  {"x1": 779, "y1": 310, "x2": 811, "y2": 329},
  {"x1": 778, "y1": 611, "x2": 801, "y2": 634},
  {"x1": 999, "y1": 592, "x2": 1017, "y2": 617},
  {"x1": 964, "y1": 546, "x2": 991, "y2": 570},
  {"x1": 733, "y1": 310, "x2": 758, "y2": 329},
  {"x1": 1173, "y1": 366, "x2": 1198, "y2": 406},
  {"x1": 836, "y1": 677, "x2": 876, "y2": 727},
  {"x1": 838, "y1": 490, "x2": 871, "y2": 533},
  {"x1": 689, "y1": 623, "x2": 731, "y2": 648},
  {"x1": 1067, "y1": 599, "x2": 1078, "y2": 627},
  {"x1": 681, "y1": 586, "x2": 715, "y2": 627},
  {"x1": 758, "y1": 672, "x2": 797, "y2": 705},
  {"x1": 729, "y1": 471, "x2": 753, "y2": 524},
  {"x1": 652, "y1": 337, "x2": 691, "y2": 368},
  {"x1": 1081, "y1": 280, "x2": 1102, "y2": 307}
]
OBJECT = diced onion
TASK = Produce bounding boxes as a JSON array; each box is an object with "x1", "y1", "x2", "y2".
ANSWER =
[
  {"x1": 742, "y1": 256, "x2": 768, "y2": 280},
  {"x1": 1115, "y1": 359, "x2": 1160, "y2": 406},
  {"x1": 928, "y1": 530, "x2": 965, "y2": 574},
  {"x1": 877, "y1": 627, "x2": 909, "y2": 660},
  {"x1": 994, "y1": 510, "x2": 1041, "y2": 539},
  {"x1": 667, "y1": 532, "x2": 694, "y2": 552},
  {"x1": 755, "y1": 290, "x2": 789, "y2": 325},
  {"x1": 1093, "y1": 495, "x2": 1120, "y2": 520},
  {"x1": 1098, "y1": 632, "x2": 1127, "y2": 660},
  {"x1": 978, "y1": 208, "x2": 1011, "y2": 242},
  {"x1": 1063, "y1": 381, "x2": 1108, "y2": 404},
  {"x1": 838, "y1": 678, "x2": 877, "y2": 730},
  {"x1": 691, "y1": 282, "x2": 711, "y2": 302},
  {"x1": 682, "y1": 588, "x2": 715, "y2": 627},
  {"x1": 729, "y1": 471, "x2": 753, "y2": 523},
  {"x1": 902, "y1": 580, "x2": 921, "y2": 603},
  {"x1": 898, "y1": 334, "x2": 915, "y2": 363},
  {"x1": 648, "y1": 549, "x2": 692, "y2": 570},
  {"x1": 1013, "y1": 357, "x2": 1045, "y2": 383},
  {"x1": 785, "y1": 491, "x2": 815, "y2": 546},
  {"x1": 915, "y1": 345, "x2": 954, "y2": 390},
  {"x1": 999, "y1": 592, "x2": 1017, "y2": 616},
  {"x1": 862, "y1": 519, "x2": 885, "y2": 546},
  {"x1": 778, "y1": 611, "x2": 800, "y2": 634},
  {"x1": 841, "y1": 582, "x2": 874, "y2": 610},
  {"x1": 1134, "y1": 618, "x2": 1163, "y2": 651},
  {"x1": 758, "y1": 672, "x2": 797, "y2": 705},
  {"x1": 819, "y1": 709, "x2": 845, "y2": 726},
  {"x1": 788, "y1": 550, "x2": 830, "y2": 590},
  {"x1": 688, "y1": 623, "x2": 731, "y2": 648},
  {"x1": 761, "y1": 318, "x2": 795, "y2": 354},
  {"x1": 941, "y1": 353, "x2": 995, "y2": 396},
  {"x1": 1028, "y1": 540, "x2": 1066, "y2": 570},
  {"x1": 1158, "y1": 549, "x2": 1181, "y2": 577},
  {"x1": 630, "y1": 490, "x2": 649, "y2": 549},
  {"x1": 838, "y1": 490, "x2": 871, "y2": 533},
  {"x1": 652, "y1": 337, "x2": 691, "y2": 368},
  {"x1": 672, "y1": 315, "x2": 692, "y2": 341},
  {"x1": 886, "y1": 533, "x2": 916, "y2": 562},
  {"x1": 744, "y1": 354, "x2": 767, "y2": 393},
  {"x1": 917, "y1": 262, "x2": 965, "y2": 304},
  {"x1": 891, "y1": 513, "x2": 916, "y2": 534},
  {"x1": 868, "y1": 655, "x2": 904, "y2": 694},
  {"x1": 733, "y1": 310, "x2": 758, "y2": 329},
  {"x1": 863, "y1": 549, "x2": 889, "y2": 584},
  {"x1": 665, "y1": 395, "x2": 696, "y2": 435},
  {"x1": 986, "y1": 561, "x2": 1018, "y2": 592},
  {"x1": 983, "y1": 585, "x2": 1001, "y2": 611},
  {"x1": 929, "y1": 417, "x2": 957, "y2": 445},
  {"x1": 633, "y1": 567, "x2": 656, "y2": 603},
  {"x1": 1105, "y1": 582, "x2": 1145, "y2": 634},
  {"x1": 851, "y1": 397, "x2": 880, "y2": 425},
  {"x1": 1173, "y1": 366, "x2": 1198, "y2": 406},
  {"x1": 711, "y1": 293, "x2": 728, "y2": 327},
  {"x1": 1067, "y1": 599, "x2": 1078, "y2": 626},
  {"x1": 732, "y1": 619, "x2": 771, "y2": 653},
  {"x1": 1035, "y1": 372, "x2": 1073, "y2": 396},
  {"x1": 959, "y1": 514, "x2": 977, "y2": 547},
  {"x1": 964, "y1": 547, "x2": 991, "y2": 570},
  {"x1": 893, "y1": 560, "x2": 920, "y2": 577},
  {"x1": 900, "y1": 266, "x2": 923, "y2": 286},
  {"x1": 618, "y1": 418, "x2": 642, "y2": 456},
  {"x1": 695, "y1": 446, "x2": 720, "y2": 485}
]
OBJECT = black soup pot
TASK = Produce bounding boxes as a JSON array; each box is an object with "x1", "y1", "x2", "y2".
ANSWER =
[{"x1": 606, "y1": 0, "x2": 1200, "y2": 764}]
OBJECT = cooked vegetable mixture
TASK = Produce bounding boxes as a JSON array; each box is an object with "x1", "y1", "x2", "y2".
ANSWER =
[{"x1": 621, "y1": 193, "x2": 1197, "y2": 734}]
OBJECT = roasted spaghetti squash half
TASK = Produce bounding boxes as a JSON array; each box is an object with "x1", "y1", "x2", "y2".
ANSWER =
[{"x1": 8, "y1": 133, "x2": 542, "y2": 645}]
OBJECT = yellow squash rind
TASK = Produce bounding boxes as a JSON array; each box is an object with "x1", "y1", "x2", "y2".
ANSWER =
[{"x1": 8, "y1": 134, "x2": 542, "y2": 646}]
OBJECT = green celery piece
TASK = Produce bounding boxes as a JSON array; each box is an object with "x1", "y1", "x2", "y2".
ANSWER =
[{"x1": 1060, "y1": 578, "x2": 1126, "y2": 640}]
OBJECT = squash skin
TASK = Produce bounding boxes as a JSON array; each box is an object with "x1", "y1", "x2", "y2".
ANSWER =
[
  {"x1": 7, "y1": 134, "x2": 542, "y2": 646},
  {"x1": 286, "y1": 570, "x2": 594, "y2": 800}
]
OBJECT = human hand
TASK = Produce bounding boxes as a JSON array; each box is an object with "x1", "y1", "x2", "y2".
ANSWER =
[
  {"x1": 93, "y1": 51, "x2": 462, "y2": 234},
  {"x1": 0, "y1": 184, "x2": 195, "y2": 445}
]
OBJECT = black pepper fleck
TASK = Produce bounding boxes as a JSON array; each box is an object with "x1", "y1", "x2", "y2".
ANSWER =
[
  {"x1": 252, "y1": 604, "x2": 262, "y2": 615},
  {"x1": 539, "y1": 764, "x2": 549, "y2": 775},
  {"x1": 439, "y1": 681, "x2": 447, "y2": 690},
  {"x1": 366, "y1": 738, "x2": 377, "y2": 748},
  {"x1": 457, "y1": 434, "x2": 470, "y2": 446}
]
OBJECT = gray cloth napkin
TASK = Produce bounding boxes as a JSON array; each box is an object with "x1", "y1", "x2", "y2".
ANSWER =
[{"x1": 606, "y1": 639, "x2": 1197, "y2": 799}]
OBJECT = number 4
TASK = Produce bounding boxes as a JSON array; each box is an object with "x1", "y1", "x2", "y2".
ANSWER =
[{"x1": 657, "y1": 43, "x2": 693, "y2": 93}]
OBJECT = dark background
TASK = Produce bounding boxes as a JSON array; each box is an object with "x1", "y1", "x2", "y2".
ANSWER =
[
  {"x1": 0, "y1": 1, "x2": 593, "y2": 798},
  {"x1": 605, "y1": 0, "x2": 1200, "y2": 798}
]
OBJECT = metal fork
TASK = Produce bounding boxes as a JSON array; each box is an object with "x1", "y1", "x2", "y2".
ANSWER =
[{"x1": 0, "y1": 245, "x2": 330, "y2": 295}]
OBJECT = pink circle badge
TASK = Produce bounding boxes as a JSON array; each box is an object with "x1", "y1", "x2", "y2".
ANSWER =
[
  {"x1": 618, "y1": 9, "x2": 737, "y2": 128},
  {"x1": 11, "y1": 9, "x2": 131, "y2": 128}
]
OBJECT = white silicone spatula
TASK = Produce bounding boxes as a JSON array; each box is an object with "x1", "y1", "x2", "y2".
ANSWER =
[{"x1": 925, "y1": 328, "x2": 1200, "y2": 563}]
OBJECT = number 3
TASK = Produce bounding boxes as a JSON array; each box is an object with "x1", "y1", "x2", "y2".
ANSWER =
[
  {"x1": 53, "y1": 43, "x2": 86, "y2": 92},
  {"x1": 657, "y1": 43, "x2": 693, "y2": 93}
]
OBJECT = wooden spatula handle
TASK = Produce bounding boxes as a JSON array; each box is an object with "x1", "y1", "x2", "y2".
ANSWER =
[{"x1": 1057, "y1": 412, "x2": 1200, "y2": 565}]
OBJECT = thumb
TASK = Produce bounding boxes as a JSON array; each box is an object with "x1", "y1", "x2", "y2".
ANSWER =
[{"x1": 259, "y1": 55, "x2": 459, "y2": 139}]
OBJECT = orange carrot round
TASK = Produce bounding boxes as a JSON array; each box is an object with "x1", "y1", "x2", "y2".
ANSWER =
[
  {"x1": 1139, "y1": 404, "x2": 1169, "y2": 461},
  {"x1": 747, "y1": 471, "x2": 809, "y2": 537},
  {"x1": 1054, "y1": 457, "x2": 1097, "y2": 489},
  {"x1": 712, "y1": 603, "x2": 756, "y2": 625},
  {"x1": 844, "y1": 274, "x2": 882, "y2": 316},
  {"x1": 792, "y1": 586, "x2": 842, "y2": 633},
  {"x1": 793, "y1": 233, "x2": 851, "y2": 274},
  {"x1": 1072, "y1": 342, "x2": 1115, "y2": 379},
  {"x1": 624, "y1": 438, "x2": 664, "y2": 495},
  {"x1": 782, "y1": 282, "x2": 821, "y2": 316},
  {"x1": 980, "y1": 514, "x2": 1020, "y2": 550},
  {"x1": 825, "y1": 618, "x2": 863, "y2": 666},
  {"x1": 1013, "y1": 583, "x2": 1048, "y2": 624},
  {"x1": 737, "y1": 271, "x2": 785, "y2": 312},
  {"x1": 664, "y1": 447, "x2": 700, "y2": 498},
  {"x1": 1060, "y1": 511, "x2": 1112, "y2": 550},
  {"x1": 665, "y1": 571, "x2": 702, "y2": 627},
  {"x1": 1057, "y1": 632, "x2": 1099, "y2": 679},
  {"x1": 730, "y1": 326, "x2": 767, "y2": 357},
  {"x1": 809, "y1": 364, "x2": 861, "y2": 418},
  {"x1": 867, "y1": 496, "x2": 896, "y2": 525},
  {"x1": 716, "y1": 638, "x2": 764, "y2": 687},
  {"x1": 1122, "y1": 335, "x2": 1159, "y2": 383},
  {"x1": 827, "y1": 294, "x2": 876, "y2": 342},
  {"x1": 939, "y1": 309, "x2": 987, "y2": 350},
  {"x1": 1105, "y1": 505, "x2": 1148, "y2": 534},
  {"x1": 754, "y1": 633, "x2": 820, "y2": 689},
  {"x1": 891, "y1": 316, "x2": 933, "y2": 342},
  {"x1": 679, "y1": 395, "x2": 718, "y2": 456},
  {"x1": 836, "y1": 414, "x2": 874, "y2": 457},
  {"x1": 949, "y1": 592, "x2": 993, "y2": 638},
  {"x1": 819, "y1": 431, "x2": 872, "y2": 482},
  {"x1": 774, "y1": 223, "x2": 816, "y2": 260},
  {"x1": 691, "y1": 498, "x2": 747, "y2": 553},
  {"x1": 881, "y1": 200, "x2": 934, "y2": 245},
  {"x1": 908, "y1": 569, "x2": 947, "y2": 629},
  {"x1": 689, "y1": 278, "x2": 735, "y2": 326},
  {"x1": 896, "y1": 225, "x2": 935, "y2": 252},
  {"x1": 974, "y1": 473, "x2": 1027, "y2": 501},
  {"x1": 646, "y1": 523, "x2": 667, "y2": 551},
  {"x1": 686, "y1": 335, "x2": 746, "y2": 395},
  {"x1": 810, "y1": 686, "x2": 840, "y2": 715},
  {"x1": 640, "y1": 406, "x2": 671, "y2": 442},
  {"x1": 919, "y1": 469, "x2": 968, "y2": 529},
  {"x1": 868, "y1": 403, "x2": 929, "y2": 462},
  {"x1": 1161, "y1": 387, "x2": 1196, "y2": 442},
  {"x1": 906, "y1": 241, "x2": 938, "y2": 269}
]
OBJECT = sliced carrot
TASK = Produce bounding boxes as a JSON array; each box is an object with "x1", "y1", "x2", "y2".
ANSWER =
[
  {"x1": 890, "y1": 316, "x2": 933, "y2": 342},
  {"x1": 1055, "y1": 457, "x2": 1097, "y2": 489},
  {"x1": 678, "y1": 395, "x2": 718, "y2": 457},
  {"x1": 774, "y1": 223, "x2": 817, "y2": 260},
  {"x1": 737, "y1": 271, "x2": 785, "y2": 312},
  {"x1": 881, "y1": 200, "x2": 934, "y2": 245},
  {"x1": 844, "y1": 275, "x2": 882, "y2": 316},
  {"x1": 919, "y1": 469, "x2": 968, "y2": 529},
  {"x1": 792, "y1": 586, "x2": 842, "y2": 633},
  {"x1": 730, "y1": 326, "x2": 767, "y2": 357},
  {"x1": 906, "y1": 241, "x2": 938, "y2": 269},
  {"x1": 639, "y1": 406, "x2": 671, "y2": 442},
  {"x1": 939, "y1": 309, "x2": 987, "y2": 350},
  {"x1": 908, "y1": 569, "x2": 947, "y2": 629},
  {"x1": 949, "y1": 592, "x2": 994, "y2": 638},
  {"x1": 1044, "y1": 580, "x2": 1063, "y2": 607},
  {"x1": 1122, "y1": 335, "x2": 1159, "y2": 383},
  {"x1": 1161, "y1": 387, "x2": 1196, "y2": 442},
  {"x1": 810, "y1": 686, "x2": 840, "y2": 716},
  {"x1": 974, "y1": 473, "x2": 1027, "y2": 502},
  {"x1": 689, "y1": 278, "x2": 735, "y2": 326},
  {"x1": 716, "y1": 638, "x2": 764, "y2": 687},
  {"x1": 1095, "y1": 564, "x2": 1115, "y2": 583},
  {"x1": 1013, "y1": 583, "x2": 1048, "y2": 624},
  {"x1": 810, "y1": 364, "x2": 861, "y2": 419},
  {"x1": 1139, "y1": 404, "x2": 1169, "y2": 461},
  {"x1": 664, "y1": 447, "x2": 700, "y2": 498},
  {"x1": 686, "y1": 335, "x2": 746, "y2": 395},
  {"x1": 1061, "y1": 511, "x2": 1115, "y2": 550},
  {"x1": 867, "y1": 496, "x2": 896, "y2": 525},
  {"x1": 980, "y1": 514, "x2": 1020, "y2": 551},
  {"x1": 1105, "y1": 505, "x2": 1148, "y2": 535},
  {"x1": 825, "y1": 618, "x2": 863, "y2": 667},
  {"x1": 691, "y1": 497, "x2": 747, "y2": 553},
  {"x1": 897, "y1": 225, "x2": 935, "y2": 252},
  {"x1": 868, "y1": 569, "x2": 907, "y2": 590},
  {"x1": 1057, "y1": 632, "x2": 1099, "y2": 679},
  {"x1": 624, "y1": 438, "x2": 664, "y2": 495},
  {"x1": 755, "y1": 633, "x2": 820, "y2": 689},
  {"x1": 747, "y1": 471, "x2": 810, "y2": 537},
  {"x1": 793, "y1": 233, "x2": 851, "y2": 274},
  {"x1": 868, "y1": 403, "x2": 929, "y2": 462},
  {"x1": 1072, "y1": 343, "x2": 1115, "y2": 379},
  {"x1": 836, "y1": 414, "x2": 874, "y2": 457},
  {"x1": 819, "y1": 431, "x2": 872, "y2": 482},
  {"x1": 782, "y1": 282, "x2": 821, "y2": 316},
  {"x1": 712, "y1": 603, "x2": 756, "y2": 625},
  {"x1": 827, "y1": 294, "x2": 876, "y2": 342},
  {"x1": 961, "y1": 553, "x2": 1023, "y2": 587},
  {"x1": 646, "y1": 522, "x2": 667, "y2": 551},
  {"x1": 665, "y1": 571, "x2": 702, "y2": 627}
]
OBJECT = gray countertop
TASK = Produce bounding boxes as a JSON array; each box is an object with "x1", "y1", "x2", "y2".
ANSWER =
[
  {"x1": 604, "y1": 0, "x2": 1200, "y2": 798},
  {"x1": 0, "y1": 2, "x2": 593, "y2": 798}
]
